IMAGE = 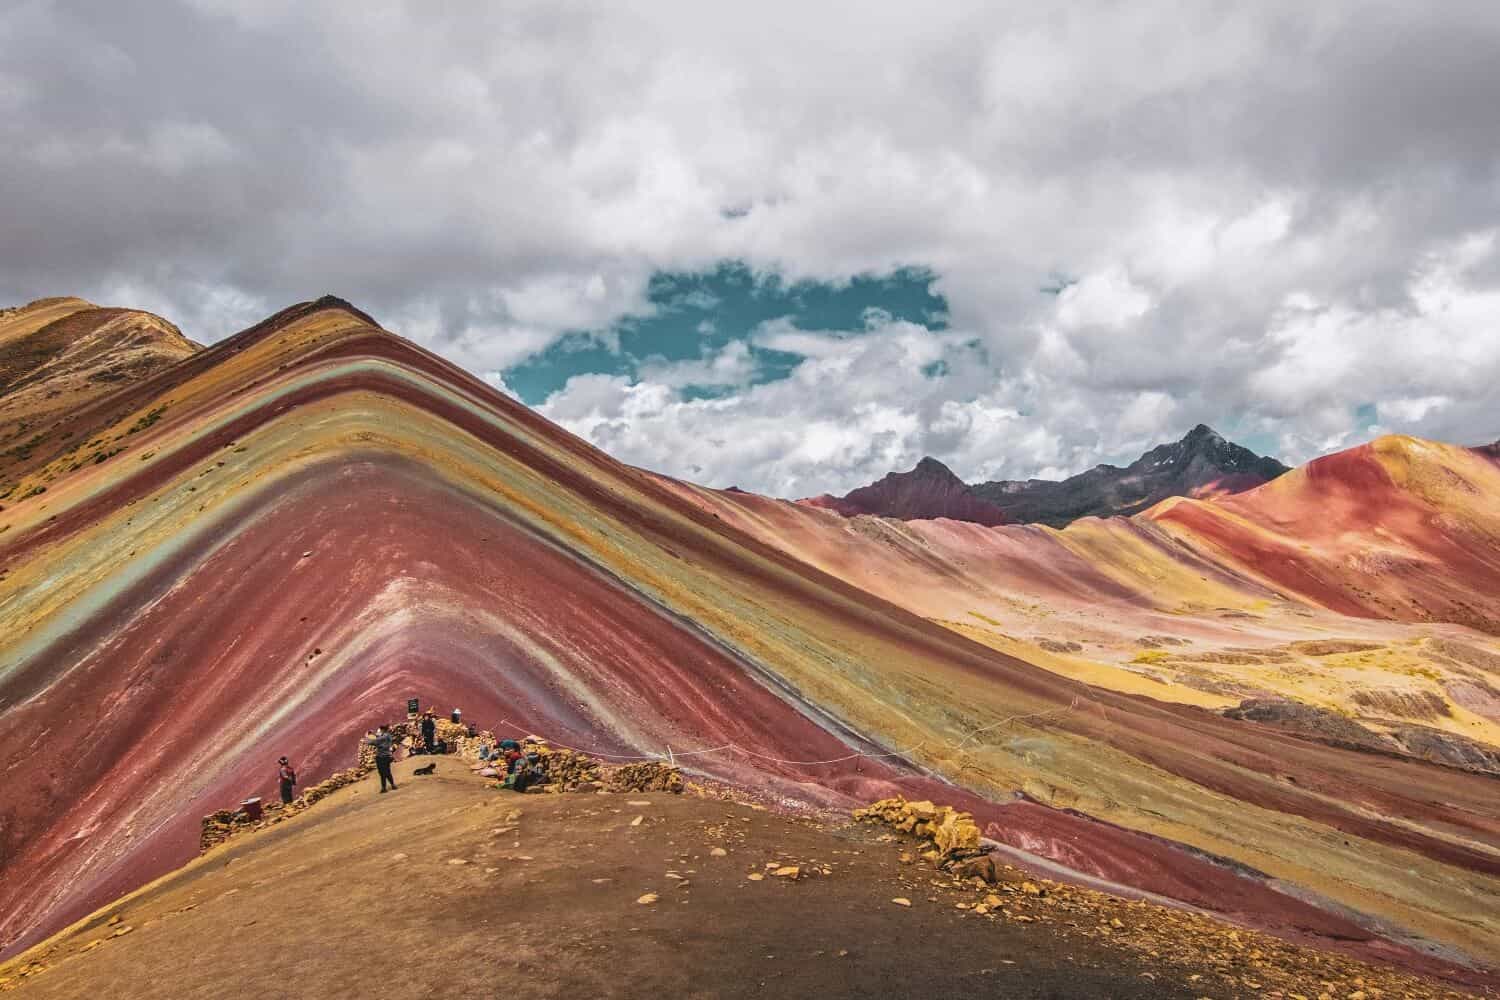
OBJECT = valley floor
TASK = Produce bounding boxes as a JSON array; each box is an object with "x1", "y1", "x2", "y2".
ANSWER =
[{"x1": 1, "y1": 759, "x2": 1484, "y2": 999}]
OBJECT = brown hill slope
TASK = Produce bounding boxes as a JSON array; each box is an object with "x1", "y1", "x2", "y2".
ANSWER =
[
  {"x1": 0, "y1": 297, "x2": 199, "y2": 493},
  {"x1": 2, "y1": 763, "x2": 1479, "y2": 999}
]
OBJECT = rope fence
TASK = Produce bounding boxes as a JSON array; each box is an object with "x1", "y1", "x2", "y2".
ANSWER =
[{"x1": 487, "y1": 688, "x2": 1097, "y2": 777}]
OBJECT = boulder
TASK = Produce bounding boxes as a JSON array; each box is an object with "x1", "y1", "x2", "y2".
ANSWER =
[
  {"x1": 948, "y1": 853, "x2": 997, "y2": 884},
  {"x1": 931, "y1": 809, "x2": 980, "y2": 854}
]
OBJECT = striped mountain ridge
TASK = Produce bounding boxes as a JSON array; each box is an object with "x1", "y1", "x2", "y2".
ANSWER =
[{"x1": 1, "y1": 297, "x2": 1498, "y2": 991}]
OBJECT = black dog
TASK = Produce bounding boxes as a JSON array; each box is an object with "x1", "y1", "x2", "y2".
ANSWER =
[{"x1": 412, "y1": 762, "x2": 437, "y2": 776}]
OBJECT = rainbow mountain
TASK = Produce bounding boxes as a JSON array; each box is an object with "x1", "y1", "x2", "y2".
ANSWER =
[{"x1": 2, "y1": 297, "x2": 1498, "y2": 988}]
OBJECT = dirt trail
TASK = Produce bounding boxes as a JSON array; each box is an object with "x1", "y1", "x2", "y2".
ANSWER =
[{"x1": 1, "y1": 759, "x2": 1479, "y2": 999}]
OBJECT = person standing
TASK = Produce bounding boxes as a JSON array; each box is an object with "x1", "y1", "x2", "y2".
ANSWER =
[
  {"x1": 366, "y1": 725, "x2": 398, "y2": 792},
  {"x1": 277, "y1": 756, "x2": 297, "y2": 805},
  {"x1": 420, "y1": 711, "x2": 437, "y2": 755}
]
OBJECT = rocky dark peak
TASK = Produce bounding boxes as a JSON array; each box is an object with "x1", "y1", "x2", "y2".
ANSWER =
[
  {"x1": 821, "y1": 426, "x2": 1291, "y2": 529},
  {"x1": 910, "y1": 456, "x2": 964, "y2": 481},
  {"x1": 967, "y1": 426, "x2": 1288, "y2": 526},
  {"x1": 1132, "y1": 425, "x2": 1287, "y2": 479},
  {"x1": 1183, "y1": 423, "x2": 1223, "y2": 446},
  {"x1": 837, "y1": 456, "x2": 1008, "y2": 525}
]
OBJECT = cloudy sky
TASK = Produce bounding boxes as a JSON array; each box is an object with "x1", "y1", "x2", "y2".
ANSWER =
[{"x1": 3, "y1": 1, "x2": 1499, "y2": 496}]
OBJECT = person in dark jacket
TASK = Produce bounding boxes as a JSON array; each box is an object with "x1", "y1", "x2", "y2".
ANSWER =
[
  {"x1": 366, "y1": 725, "x2": 398, "y2": 792},
  {"x1": 420, "y1": 712, "x2": 437, "y2": 755},
  {"x1": 277, "y1": 756, "x2": 297, "y2": 804}
]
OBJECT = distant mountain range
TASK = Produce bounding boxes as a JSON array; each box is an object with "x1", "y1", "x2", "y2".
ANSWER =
[{"x1": 805, "y1": 424, "x2": 1290, "y2": 527}]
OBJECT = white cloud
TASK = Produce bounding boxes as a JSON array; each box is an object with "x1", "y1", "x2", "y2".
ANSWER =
[
  {"x1": 3, "y1": 1, "x2": 1500, "y2": 491},
  {"x1": 1054, "y1": 268, "x2": 1152, "y2": 331},
  {"x1": 637, "y1": 340, "x2": 756, "y2": 389},
  {"x1": 1250, "y1": 231, "x2": 1500, "y2": 449}
]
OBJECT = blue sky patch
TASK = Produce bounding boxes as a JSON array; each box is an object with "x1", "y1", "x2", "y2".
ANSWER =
[{"x1": 503, "y1": 261, "x2": 949, "y2": 404}]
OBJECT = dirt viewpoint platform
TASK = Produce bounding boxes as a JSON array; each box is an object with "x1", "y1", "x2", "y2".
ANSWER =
[{"x1": 1, "y1": 762, "x2": 1482, "y2": 999}]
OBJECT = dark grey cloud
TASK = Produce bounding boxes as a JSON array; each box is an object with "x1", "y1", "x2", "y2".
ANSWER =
[{"x1": 2, "y1": 0, "x2": 1499, "y2": 494}]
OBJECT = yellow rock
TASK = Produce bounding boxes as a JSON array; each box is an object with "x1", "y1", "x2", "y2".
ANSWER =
[
  {"x1": 747, "y1": 872, "x2": 765, "y2": 881},
  {"x1": 891, "y1": 897, "x2": 912, "y2": 907},
  {"x1": 905, "y1": 800, "x2": 939, "y2": 821},
  {"x1": 636, "y1": 893, "x2": 659, "y2": 904},
  {"x1": 773, "y1": 866, "x2": 800, "y2": 878},
  {"x1": 931, "y1": 810, "x2": 981, "y2": 854},
  {"x1": 709, "y1": 847, "x2": 728, "y2": 857}
]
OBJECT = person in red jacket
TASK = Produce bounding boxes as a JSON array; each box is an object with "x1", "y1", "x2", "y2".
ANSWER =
[{"x1": 277, "y1": 756, "x2": 297, "y2": 805}]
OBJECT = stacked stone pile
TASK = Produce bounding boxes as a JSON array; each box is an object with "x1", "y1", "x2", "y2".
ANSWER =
[
  {"x1": 199, "y1": 764, "x2": 370, "y2": 852},
  {"x1": 852, "y1": 796, "x2": 990, "y2": 878},
  {"x1": 455, "y1": 728, "x2": 496, "y2": 761},
  {"x1": 482, "y1": 736, "x2": 682, "y2": 794},
  {"x1": 433, "y1": 718, "x2": 470, "y2": 747},
  {"x1": 520, "y1": 740, "x2": 602, "y2": 788},
  {"x1": 199, "y1": 809, "x2": 249, "y2": 851},
  {"x1": 603, "y1": 760, "x2": 684, "y2": 794}
]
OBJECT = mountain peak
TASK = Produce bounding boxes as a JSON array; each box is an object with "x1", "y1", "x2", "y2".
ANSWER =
[
  {"x1": 822, "y1": 427, "x2": 1291, "y2": 529},
  {"x1": 302, "y1": 294, "x2": 384, "y2": 328},
  {"x1": 911, "y1": 455, "x2": 961, "y2": 480},
  {"x1": 1183, "y1": 423, "x2": 1224, "y2": 446},
  {"x1": 837, "y1": 455, "x2": 1007, "y2": 524},
  {"x1": 961, "y1": 428, "x2": 1288, "y2": 525}
]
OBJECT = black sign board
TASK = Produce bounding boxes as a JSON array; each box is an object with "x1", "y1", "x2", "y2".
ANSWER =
[{"x1": 407, "y1": 698, "x2": 420, "y2": 716}]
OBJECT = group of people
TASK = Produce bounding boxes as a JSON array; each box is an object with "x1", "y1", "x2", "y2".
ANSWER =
[
  {"x1": 476, "y1": 739, "x2": 548, "y2": 792},
  {"x1": 367, "y1": 709, "x2": 464, "y2": 792},
  {"x1": 273, "y1": 707, "x2": 538, "y2": 802},
  {"x1": 270, "y1": 726, "x2": 404, "y2": 796}
]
